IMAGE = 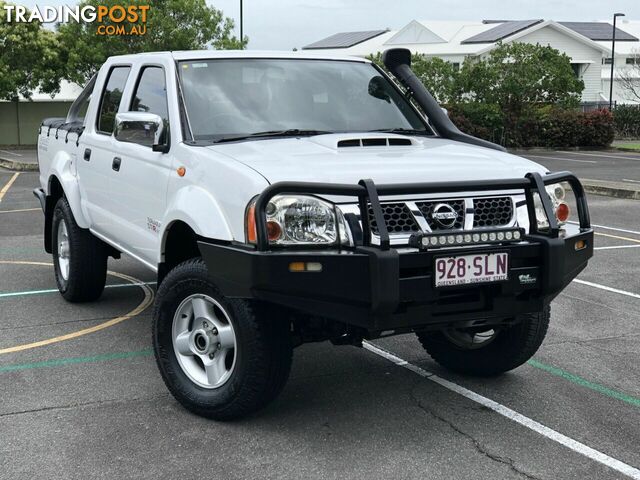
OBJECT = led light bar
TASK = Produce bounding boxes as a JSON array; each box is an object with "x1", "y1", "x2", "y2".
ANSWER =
[{"x1": 409, "y1": 228, "x2": 524, "y2": 250}]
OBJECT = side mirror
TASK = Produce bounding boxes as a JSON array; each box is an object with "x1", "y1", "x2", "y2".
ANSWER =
[
  {"x1": 114, "y1": 112, "x2": 169, "y2": 153},
  {"x1": 368, "y1": 76, "x2": 391, "y2": 103}
]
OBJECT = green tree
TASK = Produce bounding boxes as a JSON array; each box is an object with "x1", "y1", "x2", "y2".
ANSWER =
[
  {"x1": 459, "y1": 42, "x2": 584, "y2": 111},
  {"x1": 0, "y1": 1, "x2": 63, "y2": 100},
  {"x1": 410, "y1": 56, "x2": 462, "y2": 104},
  {"x1": 367, "y1": 52, "x2": 461, "y2": 103},
  {"x1": 57, "y1": 0, "x2": 245, "y2": 84}
]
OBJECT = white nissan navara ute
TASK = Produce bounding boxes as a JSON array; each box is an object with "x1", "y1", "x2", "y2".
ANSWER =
[{"x1": 35, "y1": 49, "x2": 593, "y2": 420}]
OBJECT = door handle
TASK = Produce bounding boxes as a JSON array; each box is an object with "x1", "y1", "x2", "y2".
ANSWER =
[
  {"x1": 83, "y1": 148, "x2": 91, "y2": 161},
  {"x1": 112, "y1": 157, "x2": 122, "y2": 172}
]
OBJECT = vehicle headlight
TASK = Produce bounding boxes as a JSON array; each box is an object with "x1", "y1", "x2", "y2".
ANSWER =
[
  {"x1": 533, "y1": 183, "x2": 571, "y2": 231},
  {"x1": 246, "y1": 195, "x2": 353, "y2": 246}
]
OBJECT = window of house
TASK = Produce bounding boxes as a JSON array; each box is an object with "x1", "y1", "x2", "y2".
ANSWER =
[
  {"x1": 97, "y1": 66, "x2": 131, "y2": 134},
  {"x1": 603, "y1": 58, "x2": 613, "y2": 65},
  {"x1": 571, "y1": 64, "x2": 582, "y2": 78},
  {"x1": 626, "y1": 57, "x2": 639, "y2": 65}
]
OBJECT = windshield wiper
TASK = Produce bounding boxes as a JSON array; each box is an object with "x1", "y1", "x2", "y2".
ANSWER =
[
  {"x1": 212, "y1": 129, "x2": 334, "y2": 144},
  {"x1": 368, "y1": 128, "x2": 432, "y2": 136}
]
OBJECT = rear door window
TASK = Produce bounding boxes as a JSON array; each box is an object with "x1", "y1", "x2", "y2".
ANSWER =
[{"x1": 97, "y1": 66, "x2": 131, "y2": 134}]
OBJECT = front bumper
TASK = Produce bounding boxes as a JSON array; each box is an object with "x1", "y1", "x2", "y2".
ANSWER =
[
  {"x1": 199, "y1": 171, "x2": 593, "y2": 333},
  {"x1": 198, "y1": 228, "x2": 592, "y2": 333}
]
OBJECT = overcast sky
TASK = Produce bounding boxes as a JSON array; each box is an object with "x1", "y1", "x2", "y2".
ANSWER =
[
  {"x1": 212, "y1": 0, "x2": 639, "y2": 50},
  {"x1": 17, "y1": 0, "x2": 639, "y2": 50}
]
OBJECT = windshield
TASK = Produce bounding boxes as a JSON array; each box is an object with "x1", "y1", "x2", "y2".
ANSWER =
[{"x1": 177, "y1": 58, "x2": 430, "y2": 142}]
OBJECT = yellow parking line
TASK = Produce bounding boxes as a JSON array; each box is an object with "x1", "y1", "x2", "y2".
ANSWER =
[
  {"x1": 594, "y1": 232, "x2": 640, "y2": 244},
  {"x1": 0, "y1": 207, "x2": 40, "y2": 214},
  {"x1": 0, "y1": 261, "x2": 154, "y2": 355},
  {"x1": 0, "y1": 172, "x2": 20, "y2": 202}
]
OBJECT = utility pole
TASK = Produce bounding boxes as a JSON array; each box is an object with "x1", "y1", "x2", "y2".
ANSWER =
[
  {"x1": 240, "y1": 0, "x2": 243, "y2": 45},
  {"x1": 609, "y1": 12, "x2": 625, "y2": 110}
]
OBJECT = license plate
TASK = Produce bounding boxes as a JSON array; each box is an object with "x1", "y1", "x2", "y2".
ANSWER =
[{"x1": 434, "y1": 252, "x2": 509, "y2": 287}]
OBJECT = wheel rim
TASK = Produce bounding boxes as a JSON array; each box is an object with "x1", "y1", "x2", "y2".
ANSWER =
[
  {"x1": 171, "y1": 294, "x2": 237, "y2": 389},
  {"x1": 442, "y1": 328, "x2": 499, "y2": 350},
  {"x1": 57, "y1": 220, "x2": 70, "y2": 281}
]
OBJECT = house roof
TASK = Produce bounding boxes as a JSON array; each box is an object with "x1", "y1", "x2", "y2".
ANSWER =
[
  {"x1": 560, "y1": 22, "x2": 638, "y2": 41},
  {"x1": 594, "y1": 20, "x2": 640, "y2": 55},
  {"x1": 304, "y1": 19, "x2": 619, "y2": 58},
  {"x1": 461, "y1": 19, "x2": 543, "y2": 44},
  {"x1": 472, "y1": 20, "x2": 611, "y2": 55},
  {"x1": 303, "y1": 30, "x2": 388, "y2": 50}
]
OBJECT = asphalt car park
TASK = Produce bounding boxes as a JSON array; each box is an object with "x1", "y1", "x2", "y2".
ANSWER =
[
  {"x1": 0, "y1": 169, "x2": 638, "y2": 479},
  {"x1": 515, "y1": 149, "x2": 640, "y2": 186}
]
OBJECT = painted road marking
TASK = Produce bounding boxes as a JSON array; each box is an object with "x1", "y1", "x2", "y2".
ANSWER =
[
  {"x1": 0, "y1": 261, "x2": 154, "y2": 355},
  {"x1": 0, "y1": 150, "x2": 22, "y2": 157},
  {"x1": 594, "y1": 232, "x2": 640, "y2": 244},
  {"x1": 562, "y1": 151, "x2": 640, "y2": 161},
  {"x1": 0, "y1": 207, "x2": 40, "y2": 214},
  {"x1": 573, "y1": 279, "x2": 640, "y2": 300},
  {"x1": 594, "y1": 245, "x2": 640, "y2": 251},
  {"x1": 623, "y1": 179, "x2": 640, "y2": 184},
  {"x1": 0, "y1": 281, "x2": 156, "y2": 299},
  {"x1": 525, "y1": 154, "x2": 597, "y2": 164},
  {"x1": 0, "y1": 349, "x2": 153, "y2": 373},
  {"x1": 363, "y1": 342, "x2": 640, "y2": 480},
  {"x1": 527, "y1": 359, "x2": 640, "y2": 408},
  {"x1": 0, "y1": 172, "x2": 20, "y2": 202},
  {"x1": 569, "y1": 221, "x2": 640, "y2": 236}
]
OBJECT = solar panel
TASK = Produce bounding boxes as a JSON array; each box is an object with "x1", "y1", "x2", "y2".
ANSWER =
[
  {"x1": 560, "y1": 22, "x2": 638, "y2": 41},
  {"x1": 303, "y1": 30, "x2": 388, "y2": 50},
  {"x1": 461, "y1": 19, "x2": 543, "y2": 44}
]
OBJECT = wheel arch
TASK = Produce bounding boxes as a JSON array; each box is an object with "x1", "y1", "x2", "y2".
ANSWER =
[
  {"x1": 158, "y1": 220, "x2": 202, "y2": 285},
  {"x1": 45, "y1": 151, "x2": 91, "y2": 228}
]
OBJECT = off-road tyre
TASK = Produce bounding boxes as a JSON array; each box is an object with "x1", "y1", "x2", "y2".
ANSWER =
[
  {"x1": 52, "y1": 196, "x2": 107, "y2": 302},
  {"x1": 153, "y1": 258, "x2": 293, "y2": 420},
  {"x1": 416, "y1": 307, "x2": 550, "y2": 376}
]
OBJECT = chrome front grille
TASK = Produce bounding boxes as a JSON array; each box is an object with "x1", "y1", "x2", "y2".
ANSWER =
[
  {"x1": 352, "y1": 195, "x2": 517, "y2": 240},
  {"x1": 367, "y1": 203, "x2": 420, "y2": 235},
  {"x1": 472, "y1": 197, "x2": 513, "y2": 227}
]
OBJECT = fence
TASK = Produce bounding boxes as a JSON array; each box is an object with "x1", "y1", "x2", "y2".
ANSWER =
[
  {"x1": 579, "y1": 101, "x2": 616, "y2": 112},
  {"x1": 0, "y1": 101, "x2": 73, "y2": 146}
]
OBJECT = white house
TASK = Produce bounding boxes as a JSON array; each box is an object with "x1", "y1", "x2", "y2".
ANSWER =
[
  {"x1": 303, "y1": 19, "x2": 640, "y2": 104},
  {"x1": 594, "y1": 20, "x2": 640, "y2": 105}
]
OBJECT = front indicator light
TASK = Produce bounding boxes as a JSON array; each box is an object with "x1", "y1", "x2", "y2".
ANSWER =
[
  {"x1": 289, "y1": 262, "x2": 323, "y2": 272},
  {"x1": 246, "y1": 204, "x2": 257, "y2": 244},
  {"x1": 575, "y1": 239, "x2": 587, "y2": 251},
  {"x1": 556, "y1": 202, "x2": 570, "y2": 223},
  {"x1": 266, "y1": 220, "x2": 282, "y2": 241}
]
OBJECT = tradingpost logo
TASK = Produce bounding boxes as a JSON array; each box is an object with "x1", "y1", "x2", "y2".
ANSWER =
[{"x1": 2, "y1": 4, "x2": 150, "y2": 35}]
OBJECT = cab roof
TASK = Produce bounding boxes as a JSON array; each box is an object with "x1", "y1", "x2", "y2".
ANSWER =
[{"x1": 108, "y1": 50, "x2": 370, "y2": 64}]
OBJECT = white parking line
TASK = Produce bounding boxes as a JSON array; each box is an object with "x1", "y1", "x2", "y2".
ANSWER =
[
  {"x1": 0, "y1": 172, "x2": 20, "y2": 203},
  {"x1": 594, "y1": 245, "x2": 640, "y2": 251},
  {"x1": 0, "y1": 149, "x2": 22, "y2": 157},
  {"x1": 561, "y1": 151, "x2": 640, "y2": 161},
  {"x1": 573, "y1": 279, "x2": 640, "y2": 300},
  {"x1": 569, "y1": 221, "x2": 640, "y2": 236},
  {"x1": 363, "y1": 342, "x2": 640, "y2": 480},
  {"x1": 525, "y1": 154, "x2": 597, "y2": 164}
]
